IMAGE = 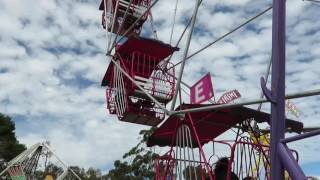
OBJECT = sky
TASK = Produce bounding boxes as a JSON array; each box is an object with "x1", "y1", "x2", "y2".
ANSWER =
[{"x1": 0, "y1": 0, "x2": 320, "y2": 177}]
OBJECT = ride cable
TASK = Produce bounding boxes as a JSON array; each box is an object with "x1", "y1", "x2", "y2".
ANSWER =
[
  {"x1": 170, "y1": 0, "x2": 202, "y2": 111},
  {"x1": 149, "y1": 12, "x2": 158, "y2": 39},
  {"x1": 169, "y1": 0, "x2": 179, "y2": 44},
  {"x1": 105, "y1": 0, "x2": 134, "y2": 52},
  {"x1": 169, "y1": 5, "x2": 273, "y2": 70}
]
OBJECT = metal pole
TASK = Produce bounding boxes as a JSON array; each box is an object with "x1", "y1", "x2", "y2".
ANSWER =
[
  {"x1": 109, "y1": 0, "x2": 134, "y2": 53},
  {"x1": 170, "y1": 88, "x2": 320, "y2": 115},
  {"x1": 108, "y1": 0, "x2": 120, "y2": 51},
  {"x1": 169, "y1": 0, "x2": 179, "y2": 44},
  {"x1": 303, "y1": 0, "x2": 320, "y2": 3},
  {"x1": 106, "y1": 0, "x2": 161, "y2": 56},
  {"x1": 168, "y1": 5, "x2": 273, "y2": 70},
  {"x1": 253, "y1": 55, "x2": 272, "y2": 129},
  {"x1": 186, "y1": 113, "x2": 214, "y2": 180},
  {"x1": 170, "y1": 0, "x2": 201, "y2": 111},
  {"x1": 0, "y1": 143, "x2": 41, "y2": 176},
  {"x1": 269, "y1": 0, "x2": 286, "y2": 179},
  {"x1": 56, "y1": 168, "x2": 69, "y2": 180},
  {"x1": 278, "y1": 143, "x2": 306, "y2": 179},
  {"x1": 103, "y1": 0, "x2": 111, "y2": 52},
  {"x1": 43, "y1": 144, "x2": 82, "y2": 180},
  {"x1": 280, "y1": 129, "x2": 320, "y2": 143},
  {"x1": 109, "y1": 57, "x2": 169, "y2": 114}
]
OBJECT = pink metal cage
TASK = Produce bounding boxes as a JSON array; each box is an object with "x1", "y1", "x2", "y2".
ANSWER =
[
  {"x1": 147, "y1": 105, "x2": 301, "y2": 180},
  {"x1": 99, "y1": 0, "x2": 151, "y2": 37},
  {"x1": 155, "y1": 150, "x2": 213, "y2": 180},
  {"x1": 102, "y1": 38, "x2": 178, "y2": 126},
  {"x1": 127, "y1": 51, "x2": 176, "y2": 103}
]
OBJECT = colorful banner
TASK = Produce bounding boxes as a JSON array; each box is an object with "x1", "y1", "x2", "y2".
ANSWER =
[
  {"x1": 286, "y1": 100, "x2": 300, "y2": 118},
  {"x1": 190, "y1": 73, "x2": 214, "y2": 104}
]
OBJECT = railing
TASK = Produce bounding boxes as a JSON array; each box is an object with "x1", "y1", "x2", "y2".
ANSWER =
[
  {"x1": 230, "y1": 139, "x2": 271, "y2": 180},
  {"x1": 101, "y1": 0, "x2": 150, "y2": 34},
  {"x1": 118, "y1": 0, "x2": 149, "y2": 19},
  {"x1": 131, "y1": 51, "x2": 159, "y2": 78},
  {"x1": 155, "y1": 152, "x2": 213, "y2": 180},
  {"x1": 154, "y1": 124, "x2": 214, "y2": 180},
  {"x1": 8, "y1": 165, "x2": 26, "y2": 180},
  {"x1": 105, "y1": 55, "x2": 169, "y2": 123},
  {"x1": 112, "y1": 60, "x2": 128, "y2": 119},
  {"x1": 106, "y1": 87, "x2": 117, "y2": 114},
  {"x1": 126, "y1": 96, "x2": 166, "y2": 120},
  {"x1": 130, "y1": 51, "x2": 176, "y2": 103}
]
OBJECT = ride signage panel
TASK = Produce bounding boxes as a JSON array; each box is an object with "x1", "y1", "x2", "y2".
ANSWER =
[
  {"x1": 190, "y1": 73, "x2": 214, "y2": 104},
  {"x1": 217, "y1": 89, "x2": 241, "y2": 104}
]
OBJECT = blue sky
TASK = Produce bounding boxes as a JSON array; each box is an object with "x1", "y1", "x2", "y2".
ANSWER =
[
  {"x1": 302, "y1": 162, "x2": 320, "y2": 176},
  {"x1": 0, "y1": 0, "x2": 320, "y2": 177}
]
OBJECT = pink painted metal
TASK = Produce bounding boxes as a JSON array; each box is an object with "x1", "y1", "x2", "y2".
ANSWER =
[
  {"x1": 148, "y1": 107, "x2": 300, "y2": 180},
  {"x1": 186, "y1": 112, "x2": 214, "y2": 180},
  {"x1": 99, "y1": 0, "x2": 151, "y2": 37},
  {"x1": 217, "y1": 89, "x2": 241, "y2": 104},
  {"x1": 102, "y1": 38, "x2": 178, "y2": 126},
  {"x1": 190, "y1": 73, "x2": 214, "y2": 104}
]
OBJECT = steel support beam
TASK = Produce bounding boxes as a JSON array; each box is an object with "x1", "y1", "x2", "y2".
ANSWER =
[
  {"x1": 0, "y1": 143, "x2": 42, "y2": 176},
  {"x1": 281, "y1": 129, "x2": 320, "y2": 143},
  {"x1": 268, "y1": 0, "x2": 286, "y2": 179},
  {"x1": 170, "y1": 89, "x2": 320, "y2": 115},
  {"x1": 278, "y1": 143, "x2": 306, "y2": 179},
  {"x1": 43, "y1": 143, "x2": 82, "y2": 180},
  {"x1": 109, "y1": 57, "x2": 169, "y2": 114},
  {"x1": 170, "y1": 0, "x2": 201, "y2": 111}
]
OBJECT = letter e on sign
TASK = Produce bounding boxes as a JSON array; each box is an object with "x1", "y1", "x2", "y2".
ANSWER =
[{"x1": 190, "y1": 73, "x2": 214, "y2": 104}]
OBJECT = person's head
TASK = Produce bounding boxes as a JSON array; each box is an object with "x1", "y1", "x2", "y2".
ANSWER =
[{"x1": 214, "y1": 157, "x2": 229, "y2": 172}]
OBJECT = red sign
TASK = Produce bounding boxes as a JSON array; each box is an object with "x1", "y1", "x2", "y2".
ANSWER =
[
  {"x1": 190, "y1": 73, "x2": 214, "y2": 104},
  {"x1": 217, "y1": 90, "x2": 241, "y2": 104}
]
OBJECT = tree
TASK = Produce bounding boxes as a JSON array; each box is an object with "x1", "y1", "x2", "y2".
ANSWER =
[
  {"x1": 44, "y1": 163, "x2": 64, "y2": 179},
  {"x1": 0, "y1": 113, "x2": 26, "y2": 162},
  {"x1": 86, "y1": 167, "x2": 102, "y2": 180},
  {"x1": 183, "y1": 165, "x2": 210, "y2": 180},
  {"x1": 104, "y1": 127, "x2": 159, "y2": 180},
  {"x1": 66, "y1": 166, "x2": 86, "y2": 179}
]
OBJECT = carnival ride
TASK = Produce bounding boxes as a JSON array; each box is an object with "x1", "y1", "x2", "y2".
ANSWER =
[
  {"x1": 98, "y1": 0, "x2": 320, "y2": 179},
  {"x1": 0, "y1": 142, "x2": 81, "y2": 180}
]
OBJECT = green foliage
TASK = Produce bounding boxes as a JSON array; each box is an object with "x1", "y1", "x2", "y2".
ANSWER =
[
  {"x1": 0, "y1": 114, "x2": 163, "y2": 180},
  {"x1": 65, "y1": 166, "x2": 102, "y2": 180},
  {"x1": 45, "y1": 163, "x2": 64, "y2": 179},
  {"x1": 104, "y1": 127, "x2": 159, "y2": 180},
  {"x1": 66, "y1": 166, "x2": 87, "y2": 179},
  {"x1": 0, "y1": 113, "x2": 26, "y2": 162},
  {"x1": 85, "y1": 167, "x2": 102, "y2": 180},
  {"x1": 24, "y1": 165, "x2": 103, "y2": 180},
  {"x1": 183, "y1": 165, "x2": 209, "y2": 180}
]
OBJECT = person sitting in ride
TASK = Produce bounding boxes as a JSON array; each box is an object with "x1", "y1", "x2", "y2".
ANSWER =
[{"x1": 214, "y1": 157, "x2": 239, "y2": 180}]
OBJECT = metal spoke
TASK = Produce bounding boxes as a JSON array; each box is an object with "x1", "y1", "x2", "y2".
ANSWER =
[
  {"x1": 169, "y1": 5, "x2": 273, "y2": 70},
  {"x1": 170, "y1": 0, "x2": 202, "y2": 111}
]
